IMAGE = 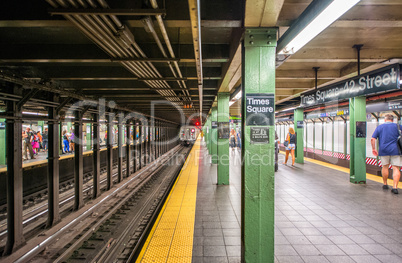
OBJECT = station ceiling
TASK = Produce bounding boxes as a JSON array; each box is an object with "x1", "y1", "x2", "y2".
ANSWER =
[{"x1": 0, "y1": 0, "x2": 401, "y2": 123}]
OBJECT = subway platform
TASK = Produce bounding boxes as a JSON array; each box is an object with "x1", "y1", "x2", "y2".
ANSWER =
[{"x1": 136, "y1": 139, "x2": 402, "y2": 263}]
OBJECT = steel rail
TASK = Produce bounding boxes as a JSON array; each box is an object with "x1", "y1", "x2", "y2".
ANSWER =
[{"x1": 13, "y1": 145, "x2": 181, "y2": 263}]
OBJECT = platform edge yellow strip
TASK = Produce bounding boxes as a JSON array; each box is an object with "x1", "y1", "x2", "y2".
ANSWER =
[
  {"x1": 136, "y1": 139, "x2": 200, "y2": 262},
  {"x1": 281, "y1": 152, "x2": 402, "y2": 189}
]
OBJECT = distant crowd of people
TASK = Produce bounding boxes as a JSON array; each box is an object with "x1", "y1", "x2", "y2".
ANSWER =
[{"x1": 22, "y1": 127, "x2": 48, "y2": 161}]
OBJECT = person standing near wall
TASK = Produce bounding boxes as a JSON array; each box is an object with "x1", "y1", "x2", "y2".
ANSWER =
[
  {"x1": 24, "y1": 127, "x2": 36, "y2": 160},
  {"x1": 371, "y1": 114, "x2": 401, "y2": 194}
]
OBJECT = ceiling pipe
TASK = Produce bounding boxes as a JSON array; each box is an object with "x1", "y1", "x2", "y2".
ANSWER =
[
  {"x1": 141, "y1": 16, "x2": 190, "y2": 102},
  {"x1": 353, "y1": 44, "x2": 364, "y2": 76},
  {"x1": 94, "y1": 0, "x2": 180, "y2": 101},
  {"x1": 148, "y1": 0, "x2": 193, "y2": 110},
  {"x1": 313, "y1": 67, "x2": 320, "y2": 90},
  {"x1": 187, "y1": 0, "x2": 203, "y2": 123},
  {"x1": 46, "y1": 0, "x2": 181, "y2": 103}
]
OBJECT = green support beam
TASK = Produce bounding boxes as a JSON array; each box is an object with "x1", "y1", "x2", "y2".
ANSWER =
[
  {"x1": 350, "y1": 96, "x2": 366, "y2": 183},
  {"x1": 294, "y1": 109, "x2": 304, "y2": 164},
  {"x1": 211, "y1": 107, "x2": 218, "y2": 164},
  {"x1": 217, "y1": 92, "x2": 230, "y2": 185},
  {"x1": 208, "y1": 117, "x2": 212, "y2": 155},
  {"x1": 241, "y1": 27, "x2": 277, "y2": 263}
]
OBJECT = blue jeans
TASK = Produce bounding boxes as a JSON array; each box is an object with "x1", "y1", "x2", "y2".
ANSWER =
[{"x1": 63, "y1": 139, "x2": 70, "y2": 153}]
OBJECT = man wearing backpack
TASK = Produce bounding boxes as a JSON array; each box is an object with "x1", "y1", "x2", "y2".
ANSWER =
[{"x1": 371, "y1": 114, "x2": 402, "y2": 194}]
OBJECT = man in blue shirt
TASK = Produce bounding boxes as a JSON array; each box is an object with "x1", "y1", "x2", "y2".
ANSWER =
[{"x1": 371, "y1": 114, "x2": 402, "y2": 194}]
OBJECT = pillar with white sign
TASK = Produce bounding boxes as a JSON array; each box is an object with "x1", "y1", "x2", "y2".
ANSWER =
[
  {"x1": 211, "y1": 107, "x2": 218, "y2": 164},
  {"x1": 241, "y1": 28, "x2": 277, "y2": 263},
  {"x1": 294, "y1": 108, "x2": 304, "y2": 164},
  {"x1": 350, "y1": 96, "x2": 366, "y2": 183},
  {"x1": 217, "y1": 92, "x2": 230, "y2": 185}
]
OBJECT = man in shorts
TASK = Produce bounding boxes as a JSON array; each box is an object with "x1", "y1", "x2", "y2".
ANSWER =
[{"x1": 371, "y1": 114, "x2": 402, "y2": 194}]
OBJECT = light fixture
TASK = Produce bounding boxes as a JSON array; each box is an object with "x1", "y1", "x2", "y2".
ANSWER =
[
  {"x1": 229, "y1": 91, "x2": 242, "y2": 107},
  {"x1": 278, "y1": 0, "x2": 361, "y2": 55},
  {"x1": 22, "y1": 111, "x2": 48, "y2": 116},
  {"x1": 276, "y1": 107, "x2": 297, "y2": 113}
]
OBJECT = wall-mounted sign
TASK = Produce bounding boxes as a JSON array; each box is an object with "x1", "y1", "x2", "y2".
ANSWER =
[
  {"x1": 211, "y1": 121, "x2": 218, "y2": 129},
  {"x1": 218, "y1": 122, "x2": 230, "y2": 139},
  {"x1": 296, "y1": 121, "x2": 304, "y2": 129},
  {"x1": 246, "y1": 93, "x2": 275, "y2": 126},
  {"x1": 0, "y1": 122, "x2": 5, "y2": 129},
  {"x1": 250, "y1": 127, "x2": 269, "y2": 144},
  {"x1": 356, "y1": 121, "x2": 367, "y2": 138},
  {"x1": 305, "y1": 108, "x2": 349, "y2": 119},
  {"x1": 366, "y1": 100, "x2": 402, "y2": 113},
  {"x1": 300, "y1": 64, "x2": 400, "y2": 107}
]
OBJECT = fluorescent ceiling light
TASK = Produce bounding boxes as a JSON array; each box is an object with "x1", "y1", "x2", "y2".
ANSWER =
[
  {"x1": 276, "y1": 107, "x2": 297, "y2": 113},
  {"x1": 22, "y1": 111, "x2": 48, "y2": 116},
  {"x1": 229, "y1": 91, "x2": 242, "y2": 107},
  {"x1": 278, "y1": 0, "x2": 360, "y2": 55}
]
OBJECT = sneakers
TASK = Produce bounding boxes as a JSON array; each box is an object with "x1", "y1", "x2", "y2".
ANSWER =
[
  {"x1": 391, "y1": 188, "x2": 399, "y2": 194},
  {"x1": 383, "y1": 185, "x2": 389, "y2": 190}
]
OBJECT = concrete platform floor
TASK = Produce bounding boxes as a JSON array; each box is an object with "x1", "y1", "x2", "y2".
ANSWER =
[{"x1": 192, "y1": 142, "x2": 402, "y2": 263}]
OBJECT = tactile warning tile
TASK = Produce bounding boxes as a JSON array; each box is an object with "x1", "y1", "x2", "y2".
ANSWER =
[{"x1": 136, "y1": 139, "x2": 201, "y2": 263}]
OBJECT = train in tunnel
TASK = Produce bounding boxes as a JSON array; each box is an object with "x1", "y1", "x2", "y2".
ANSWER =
[{"x1": 179, "y1": 125, "x2": 200, "y2": 146}]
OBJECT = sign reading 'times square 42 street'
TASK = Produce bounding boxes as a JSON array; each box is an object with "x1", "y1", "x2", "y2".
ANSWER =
[{"x1": 300, "y1": 64, "x2": 401, "y2": 107}]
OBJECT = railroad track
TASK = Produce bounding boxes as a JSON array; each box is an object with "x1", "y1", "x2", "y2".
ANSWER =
[
  {"x1": 7, "y1": 145, "x2": 187, "y2": 263},
  {"x1": 0, "y1": 161, "x2": 124, "y2": 247},
  {"x1": 0, "y1": 152, "x2": 150, "y2": 251}
]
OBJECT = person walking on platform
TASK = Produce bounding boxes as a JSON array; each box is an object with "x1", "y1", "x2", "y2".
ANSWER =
[
  {"x1": 23, "y1": 127, "x2": 36, "y2": 160},
  {"x1": 283, "y1": 127, "x2": 296, "y2": 166},
  {"x1": 371, "y1": 114, "x2": 402, "y2": 194}
]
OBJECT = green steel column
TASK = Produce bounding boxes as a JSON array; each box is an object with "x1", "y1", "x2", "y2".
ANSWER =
[
  {"x1": 38, "y1": 121, "x2": 44, "y2": 132},
  {"x1": 211, "y1": 107, "x2": 218, "y2": 164},
  {"x1": 349, "y1": 98, "x2": 355, "y2": 177},
  {"x1": 294, "y1": 109, "x2": 304, "y2": 164},
  {"x1": 67, "y1": 122, "x2": 72, "y2": 133},
  {"x1": 208, "y1": 117, "x2": 212, "y2": 154},
  {"x1": 0, "y1": 119, "x2": 5, "y2": 165},
  {"x1": 86, "y1": 123, "x2": 91, "y2": 151},
  {"x1": 217, "y1": 92, "x2": 230, "y2": 185},
  {"x1": 205, "y1": 118, "x2": 209, "y2": 153},
  {"x1": 350, "y1": 96, "x2": 366, "y2": 183},
  {"x1": 242, "y1": 28, "x2": 277, "y2": 263}
]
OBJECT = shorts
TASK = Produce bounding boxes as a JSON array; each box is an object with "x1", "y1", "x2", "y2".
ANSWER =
[
  {"x1": 379, "y1": 155, "x2": 402, "y2": 167},
  {"x1": 286, "y1": 143, "x2": 295, "y2": 151}
]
